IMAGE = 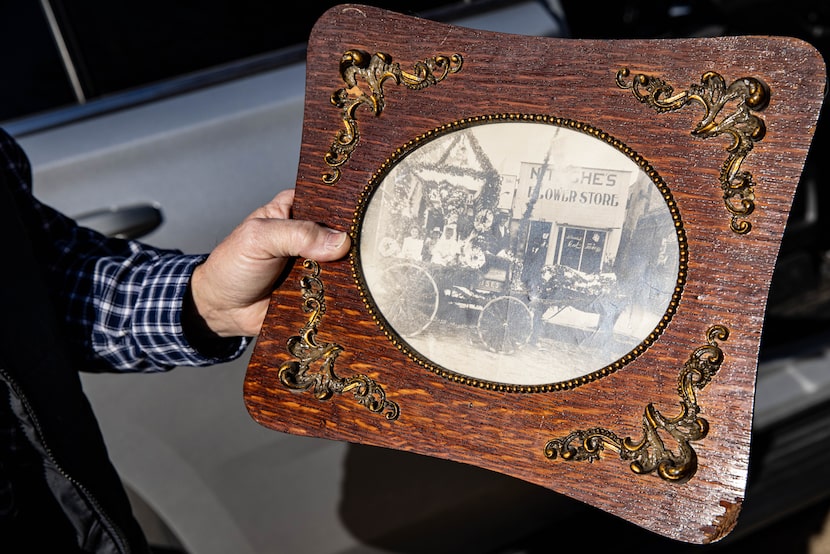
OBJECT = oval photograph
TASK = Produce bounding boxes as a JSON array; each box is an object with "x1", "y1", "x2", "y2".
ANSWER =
[{"x1": 357, "y1": 118, "x2": 682, "y2": 388}]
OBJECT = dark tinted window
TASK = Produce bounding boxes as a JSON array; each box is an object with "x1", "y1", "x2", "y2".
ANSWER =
[
  {"x1": 1, "y1": 0, "x2": 489, "y2": 124},
  {"x1": 52, "y1": 1, "x2": 461, "y2": 97},
  {"x1": 0, "y1": 2, "x2": 76, "y2": 121}
]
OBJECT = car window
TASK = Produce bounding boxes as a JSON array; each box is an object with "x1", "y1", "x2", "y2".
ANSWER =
[
  {"x1": 0, "y1": 2, "x2": 76, "y2": 122},
  {"x1": 1, "y1": 0, "x2": 519, "y2": 126}
]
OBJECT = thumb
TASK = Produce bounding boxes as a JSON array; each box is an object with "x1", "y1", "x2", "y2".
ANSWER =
[
  {"x1": 188, "y1": 218, "x2": 350, "y2": 338},
  {"x1": 254, "y1": 219, "x2": 351, "y2": 262}
]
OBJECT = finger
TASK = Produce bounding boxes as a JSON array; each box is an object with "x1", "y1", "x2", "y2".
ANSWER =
[{"x1": 248, "y1": 189, "x2": 296, "y2": 221}]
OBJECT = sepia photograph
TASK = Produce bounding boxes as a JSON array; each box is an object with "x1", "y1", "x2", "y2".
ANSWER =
[{"x1": 359, "y1": 120, "x2": 680, "y2": 386}]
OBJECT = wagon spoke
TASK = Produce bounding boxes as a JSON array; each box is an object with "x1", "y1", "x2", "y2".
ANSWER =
[
  {"x1": 478, "y1": 296, "x2": 533, "y2": 354},
  {"x1": 377, "y1": 263, "x2": 439, "y2": 337}
]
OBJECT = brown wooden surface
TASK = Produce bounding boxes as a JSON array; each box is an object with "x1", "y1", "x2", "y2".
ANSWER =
[{"x1": 244, "y1": 4, "x2": 825, "y2": 544}]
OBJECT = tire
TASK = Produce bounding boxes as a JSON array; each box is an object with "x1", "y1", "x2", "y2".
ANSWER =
[
  {"x1": 376, "y1": 262, "x2": 439, "y2": 337},
  {"x1": 477, "y1": 295, "x2": 533, "y2": 353}
]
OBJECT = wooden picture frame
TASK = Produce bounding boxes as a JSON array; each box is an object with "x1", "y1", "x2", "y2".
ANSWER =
[{"x1": 244, "y1": 4, "x2": 826, "y2": 543}]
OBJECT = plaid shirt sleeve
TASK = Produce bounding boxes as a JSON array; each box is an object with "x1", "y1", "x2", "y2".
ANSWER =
[{"x1": 2, "y1": 128, "x2": 249, "y2": 372}]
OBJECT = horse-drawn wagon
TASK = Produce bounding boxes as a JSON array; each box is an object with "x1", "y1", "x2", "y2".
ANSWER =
[{"x1": 371, "y1": 241, "x2": 619, "y2": 355}]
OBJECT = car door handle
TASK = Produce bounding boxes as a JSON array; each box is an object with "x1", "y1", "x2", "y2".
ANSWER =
[{"x1": 74, "y1": 203, "x2": 163, "y2": 239}]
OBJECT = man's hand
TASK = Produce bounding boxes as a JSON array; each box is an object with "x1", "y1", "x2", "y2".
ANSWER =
[{"x1": 187, "y1": 189, "x2": 350, "y2": 338}]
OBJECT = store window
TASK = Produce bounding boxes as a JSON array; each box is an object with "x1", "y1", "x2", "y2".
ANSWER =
[{"x1": 556, "y1": 226, "x2": 606, "y2": 273}]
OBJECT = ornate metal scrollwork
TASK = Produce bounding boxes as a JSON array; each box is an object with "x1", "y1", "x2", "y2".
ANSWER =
[
  {"x1": 544, "y1": 324, "x2": 729, "y2": 483},
  {"x1": 279, "y1": 259, "x2": 400, "y2": 420},
  {"x1": 323, "y1": 49, "x2": 463, "y2": 184},
  {"x1": 617, "y1": 68, "x2": 769, "y2": 234}
]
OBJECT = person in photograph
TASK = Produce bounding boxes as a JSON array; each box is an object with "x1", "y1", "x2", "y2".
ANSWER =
[
  {"x1": 400, "y1": 225, "x2": 425, "y2": 260},
  {"x1": 431, "y1": 224, "x2": 461, "y2": 265},
  {"x1": 421, "y1": 226, "x2": 443, "y2": 262}
]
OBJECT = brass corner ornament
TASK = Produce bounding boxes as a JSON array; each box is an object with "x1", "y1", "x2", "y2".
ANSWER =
[
  {"x1": 617, "y1": 68, "x2": 770, "y2": 234},
  {"x1": 544, "y1": 324, "x2": 729, "y2": 483},
  {"x1": 278, "y1": 259, "x2": 400, "y2": 420},
  {"x1": 323, "y1": 49, "x2": 463, "y2": 185}
]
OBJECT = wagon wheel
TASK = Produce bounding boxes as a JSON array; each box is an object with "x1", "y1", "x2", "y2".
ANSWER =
[
  {"x1": 376, "y1": 262, "x2": 439, "y2": 338},
  {"x1": 477, "y1": 295, "x2": 533, "y2": 354}
]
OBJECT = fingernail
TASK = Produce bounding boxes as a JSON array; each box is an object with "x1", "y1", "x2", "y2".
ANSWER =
[{"x1": 326, "y1": 230, "x2": 348, "y2": 250}]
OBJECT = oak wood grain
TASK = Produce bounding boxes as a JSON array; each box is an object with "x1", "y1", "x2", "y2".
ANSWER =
[{"x1": 244, "y1": 4, "x2": 825, "y2": 544}]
